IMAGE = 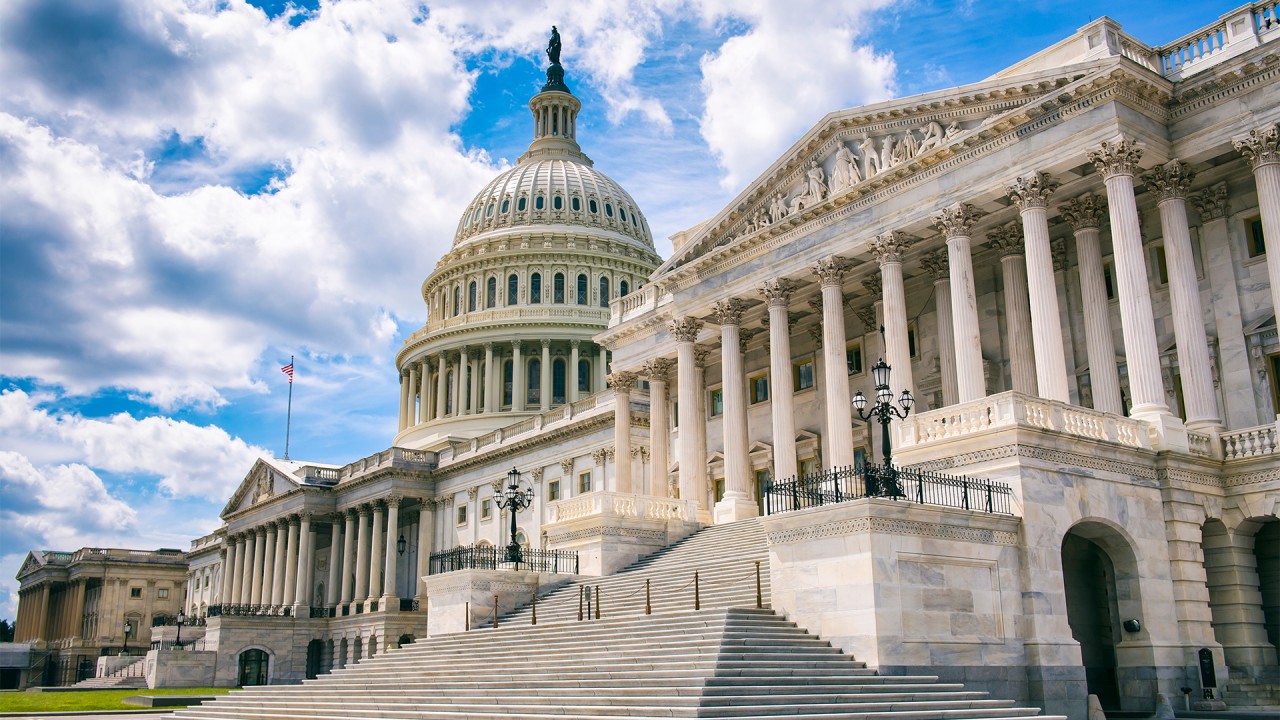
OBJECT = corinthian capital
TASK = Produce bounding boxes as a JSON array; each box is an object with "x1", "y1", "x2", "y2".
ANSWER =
[
  {"x1": 712, "y1": 298, "x2": 749, "y2": 325},
  {"x1": 1234, "y1": 123, "x2": 1280, "y2": 169},
  {"x1": 1006, "y1": 172, "x2": 1059, "y2": 210},
  {"x1": 1088, "y1": 136, "x2": 1143, "y2": 178},
  {"x1": 861, "y1": 274, "x2": 882, "y2": 297},
  {"x1": 607, "y1": 371, "x2": 639, "y2": 389},
  {"x1": 1059, "y1": 194, "x2": 1106, "y2": 231},
  {"x1": 758, "y1": 278, "x2": 797, "y2": 306},
  {"x1": 1189, "y1": 183, "x2": 1228, "y2": 221},
  {"x1": 669, "y1": 317, "x2": 704, "y2": 343},
  {"x1": 854, "y1": 306, "x2": 878, "y2": 333},
  {"x1": 810, "y1": 256, "x2": 851, "y2": 286},
  {"x1": 932, "y1": 203, "x2": 981, "y2": 238},
  {"x1": 643, "y1": 357, "x2": 674, "y2": 382},
  {"x1": 1144, "y1": 160, "x2": 1195, "y2": 202},
  {"x1": 920, "y1": 250, "x2": 949, "y2": 280},
  {"x1": 986, "y1": 223, "x2": 1024, "y2": 257},
  {"x1": 870, "y1": 231, "x2": 911, "y2": 265},
  {"x1": 693, "y1": 345, "x2": 712, "y2": 367}
]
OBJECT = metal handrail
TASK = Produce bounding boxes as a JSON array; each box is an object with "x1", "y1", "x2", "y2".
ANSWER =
[
  {"x1": 763, "y1": 464, "x2": 1013, "y2": 516},
  {"x1": 429, "y1": 545, "x2": 579, "y2": 575}
]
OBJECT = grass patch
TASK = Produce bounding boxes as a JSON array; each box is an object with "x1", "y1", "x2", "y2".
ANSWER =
[{"x1": 0, "y1": 687, "x2": 231, "y2": 713}]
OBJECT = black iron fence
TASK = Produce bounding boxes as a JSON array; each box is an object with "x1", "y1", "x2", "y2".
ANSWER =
[
  {"x1": 764, "y1": 464, "x2": 1013, "y2": 516},
  {"x1": 206, "y1": 604, "x2": 293, "y2": 617},
  {"x1": 429, "y1": 545, "x2": 579, "y2": 575}
]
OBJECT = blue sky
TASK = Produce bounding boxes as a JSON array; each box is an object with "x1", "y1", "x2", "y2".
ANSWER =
[{"x1": 0, "y1": 0, "x2": 1236, "y2": 619}]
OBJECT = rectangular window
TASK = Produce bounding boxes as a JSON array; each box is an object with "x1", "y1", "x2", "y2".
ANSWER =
[
  {"x1": 456, "y1": 504, "x2": 468, "y2": 526},
  {"x1": 793, "y1": 358, "x2": 814, "y2": 391},
  {"x1": 749, "y1": 373, "x2": 769, "y2": 404},
  {"x1": 578, "y1": 471, "x2": 593, "y2": 494},
  {"x1": 1249, "y1": 216, "x2": 1266, "y2": 258},
  {"x1": 548, "y1": 480, "x2": 561, "y2": 502},
  {"x1": 709, "y1": 388, "x2": 724, "y2": 417},
  {"x1": 157, "y1": 588, "x2": 169, "y2": 599},
  {"x1": 481, "y1": 498, "x2": 492, "y2": 520},
  {"x1": 847, "y1": 341, "x2": 863, "y2": 375},
  {"x1": 130, "y1": 587, "x2": 142, "y2": 599}
]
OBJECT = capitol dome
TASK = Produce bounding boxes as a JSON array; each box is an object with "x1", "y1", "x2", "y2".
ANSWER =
[{"x1": 393, "y1": 39, "x2": 662, "y2": 451}]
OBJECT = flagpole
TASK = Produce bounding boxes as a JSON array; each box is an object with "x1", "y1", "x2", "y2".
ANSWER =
[{"x1": 284, "y1": 355, "x2": 294, "y2": 461}]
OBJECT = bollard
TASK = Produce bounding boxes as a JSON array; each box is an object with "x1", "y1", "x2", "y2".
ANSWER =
[
  {"x1": 694, "y1": 571, "x2": 701, "y2": 610},
  {"x1": 493, "y1": 594, "x2": 499, "y2": 629},
  {"x1": 645, "y1": 578, "x2": 652, "y2": 615},
  {"x1": 755, "y1": 560, "x2": 763, "y2": 609},
  {"x1": 465, "y1": 601, "x2": 469, "y2": 631},
  {"x1": 595, "y1": 585, "x2": 601, "y2": 620},
  {"x1": 577, "y1": 586, "x2": 584, "y2": 621},
  {"x1": 532, "y1": 592, "x2": 537, "y2": 626}
]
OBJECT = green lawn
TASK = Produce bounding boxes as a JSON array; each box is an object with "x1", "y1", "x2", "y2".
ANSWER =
[{"x1": 0, "y1": 687, "x2": 230, "y2": 713}]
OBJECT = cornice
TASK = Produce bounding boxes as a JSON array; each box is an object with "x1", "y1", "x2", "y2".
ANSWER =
[
  {"x1": 431, "y1": 412, "x2": 614, "y2": 479},
  {"x1": 1168, "y1": 49, "x2": 1280, "y2": 120}
]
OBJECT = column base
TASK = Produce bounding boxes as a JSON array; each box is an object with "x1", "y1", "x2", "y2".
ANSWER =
[
  {"x1": 713, "y1": 494, "x2": 759, "y2": 524},
  {"x1": 1131, "y1": 407, "x2": 1189, "y2": 452},
  {"x1": 381, "y1": 594, "x2": 400, "y2": 614}
]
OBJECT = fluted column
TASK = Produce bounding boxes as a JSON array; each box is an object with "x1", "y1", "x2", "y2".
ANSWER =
[
  {"x1": 368, "y1": 502, "x2": 384, "y2": 602},
  {"x1": 872, "y1": 232, "x2": 916, "y2": 400},
  {"x1": 416, "y1": 500, "x2": 434, "y2": 601},
  {"x1": 713, "y1": 299, "x2": 756, "y2": 521},
  {"x1": 813, "y1": 257, "x2": 855, "y2": 469},
  {"x1": 282, "y1": 516, "x2": 300, "y2": 606},
  {"x1": 407, "y1": 364, "x2": 419, "y2": 427},
  {"x1": 597, "y1": 345, "x2": 608, "y2": 393},
  {"x1": 382, "y1": 496, "x2": 401, "y2": 600},
  {"x1": 398, "y1": 371, "x2": 409, "y2": 432},
  {"x1": 236, "y1": 534, "x2": 252, "y2": 604},
  {"x1": 761, "y1": 279, "x2": 799, "y2": 480},
  {"x1": 643, "y1": 359, "x2": 673, "y2": 496},
  {"x1": 512, "y1": 340, "x2": 526, "y2": 412},
  {"x1": 470, "y1": 352, "x2": 482, "y2": 414},
  {"x1": 340, "y1": 509, "x2": 357, "y2": 603},
  {"x1": 541, "y1": 340, "x2": 552, "y2": 411},
  {"x1": 1192, "y1": 185, "x2": 1254, "y2": 427},
  {"x1": 607, "y1": 372, "x2": 637, "y2": 493},
  {"x1": 1008, "y1": 172, "x2": 1069, "y2": 402},
  {"x1": 457, "y1": 347, "x2": 470, "y2": 417},
  {"x1": 1234, "y1": 123, "x2": 1280, "y2": 320},
  {"x1": 693, "y1": 345, "x2": 711, "y2": 511},
  {"x1": 247, "y1": 527, "x2": 265, "y2": 604},
  {"x1": 933, "y1": 204, "x2": 987, "y2": 402},
  {"x1": 222, "y1": 538, "x2": 238, "y2": 609},
  {"x1": 1089, "y1": 138, "x2": 1178, "y2": 437},
  {"x1": 418, "y1": 359, "x2": 431, "y2": 423},
  {"x1": 484, "y1": 343, "x2": 496, "y2": 413},
  {"x1": 1147, "y1": 160, "x2": 1221, "y2": 431},
  {"x1": 569, "y1": 340, "x2": 582, "y2": 402},
  {"x1": 921, "y1": 252, "x2": 957, "y2": 406},
  {"x1": 435, "y1": 352, "x2": 447, "y2": 418},
  {"x1": 987, "y1": 224, "x2": 1038, "y2": 395},
  {"x1": 1060, "y1": 195, "x2": 1123, "y2": 415},
  {"x1": 354, "y1": 506, "x2": 371, "y2": 600},
  {"x1": 671, "y1": 318, "x2": 706, "y2": 513},
  {"x1": 262, "y1": 524, "x2": 278, "y2": 606},
  {"x1": 326, "y1": 515, "x2": 342, "y2": 606},
  {"x1": 295, "y1": 512, "x2": 313, "y2": 609}
]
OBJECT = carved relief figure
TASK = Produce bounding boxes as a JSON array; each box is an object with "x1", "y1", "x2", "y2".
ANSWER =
[
  {"x1": 792, "y1": 159, "x2": 827, "y2": 211},
  {"x1": 769, "y1": 191, "x2": 788, "y2": 222},
  {"x1": 858, "y1": 135, "x2": 880, "y2": 178},
  {"x1": 893, "y1": 130, "x2": 918, "y2": 164},
  {"x1": 917, "y1": 121, "x2": 945, "y2": 153},
  {"x1": 879, "y1": 135, "x2": 896, "y2": 169},
  {"x1": 754, "y1": 207, "x2": 770, "y2": 229},
  {"x1": 831, "y1": 143, "x2": 861, "y2": 192}
]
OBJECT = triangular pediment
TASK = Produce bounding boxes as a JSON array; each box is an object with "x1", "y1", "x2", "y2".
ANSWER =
[
  {"x1": 16, "y1": 551, "x2": 45, "y2": 579},
  {"x1": 221, "y1": 457, "x2": 302, "y2": 518}
]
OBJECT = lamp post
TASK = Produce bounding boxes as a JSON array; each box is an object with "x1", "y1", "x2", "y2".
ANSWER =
[
  {"x1": 492, "y1": 467, "x2": 534, "y2": 564},
  {"x1": 852, "y1": 359, "x2": 914, "y2": 492},
  {"x1": 396, "y1": 533, "x2": 406, "y2": 556},
  {"x1": 175, "y1": 610, "x2": 185, "y2": 649}
]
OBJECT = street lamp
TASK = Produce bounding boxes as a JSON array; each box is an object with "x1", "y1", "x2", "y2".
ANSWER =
[
  {"x1": 175, "y1": 610, "x2": 186, "y2": 648},
  {"x1": 492, "y1": 467, "x2": 534, "y2": 564},
  {"x1": 851, "y1": 358, "x2": 914, "y2": 473}
]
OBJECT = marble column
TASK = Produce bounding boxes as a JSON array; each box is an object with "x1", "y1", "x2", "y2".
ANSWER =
[
  {"x1": 813, "y1": 257, "x2": 855, "y2": 469},
  {"x1": 419, "y1": 359, "x2": 431, "y2": 423},
  {"x1": 249, "y1": 527, "x2": 266, "y2": 605},
  {"x1": 435, "y1": 352, "x2": 448, "y2": 418},
  {"x1": 326, "y1": 515, "x2": 343, "y2": 606},
  {"x1": 398, "y1": 371, "x2": 409, "y2": 432},
  {"x1": 1234, "y1": 123, "x2": 1280, "y2": 321},
  {"x1": 222, "y1": 538, "x2": 238, "y2": 609},
  {"x1": 671, "y1": 318, "x2": 706, "y2": 512},
  {"x1": 569, "y1": 340, "x2": 582, "y2": 402},
  {"x1": 988, "y1": 224, "x2": 1038, "y2": 395},
  {"x1": 382, "y1": 496, "x2": 401, "y2": 600},
  {"x1": 407, "y1": 364, "x2": 419, "y2": 427},
  {"x1": 1192, "y1": 185, "x2": 1254, "y2": 427},
  {"x1": 1088, "y1": 137, "x2": 1181, "y2": 444},
  {"x1": 713, "y1": 299, "x2": 756, "y2": 521},
  {"x1": 597, "y1": 346, "x2": 608, "y2": 395},
  {"x1": 643, "y1": 358, "x2": 674, "y2": 496},
  {"x1": 368, "y1": 503, "x2": 384, "y2": 602},
  {"x1": 484, "y1": 343, "x2": 496, "y2": 413},
  {"x1": 415, "y1": 500, "x2": 434, "y2": 601},
  {"x1": 471, "y1": 353, "x2": 483, "y2": 414},
  {"x1": 236, "y1": 534, "x2": 252, "y2": 605},
  {"x1": 283, "y1": 516, "x2": 300, "y2": 606},
  {"x1": 608, "y1": 371, "x2": 638, "y2": 493},
  {"x1": 295, "y1": 513, "x2": 313, "y2": 609},
  {"x1": 922, "y1": 251, "x2": 958, "y2": 406},
  {"x1": 1060, "y1": 194, "x2": 1124, "y2": 415},
  {"x1": 457, "y1": 347, "x2": 470, "y2": 417},
  {"x1": 541, "y1": 340, "x2": 552, "y2": 411},
  {"x1": 872, "y1": 232, "x2": 916, "y2": 400},
  {"x1": 761, "y1": 279, "x2": 799, "y2": 480},
  {"x1": 1146, "y1": 160, "x2": 1222, "y2": 431},
  {"x1": 340, "y1": 509, "x2": 357, "y2": 603},
  {"x1": 262, "y1": 524, "x2": 279, "y2": 606},
  {"x1": 512, "y1": 340, "x2": 526, "y2": 412},
  {"x1": 933, "y1": 203, "x2": 987, "y2": 402},
  {"x1": 1008, "y1": 172, "x2": 1069, "y2": 402},
  {"x1": 354, "y1": 506, "x2": 370, "y2": 600},
  {"x1": 693, "y1": 345, "x2": 711, "y2": 513}
]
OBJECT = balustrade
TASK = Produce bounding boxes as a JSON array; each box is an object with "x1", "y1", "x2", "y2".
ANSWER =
[{"x1": 547, "y1": 491, "x2": 693, "y2": 523}]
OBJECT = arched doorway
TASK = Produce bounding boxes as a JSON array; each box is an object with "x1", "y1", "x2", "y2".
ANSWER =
[
  {"x1": 305, "y1": 640, "x2": 323, "y2": 679},
  {"x1": 237, "y1": 649, "x2": 269, "y2": 687}
]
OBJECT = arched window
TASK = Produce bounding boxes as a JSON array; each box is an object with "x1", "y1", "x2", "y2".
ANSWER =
[
  {"x1": 576, "y1": 274, "x2": 588, "y2": 305},
  {"x1": 578, "y1": 359, "x2": 591, "y2": 393},
  {"x1": 446, "y1": 370, "x2": 455, "y2": 414},
  {"x1": 589, "y1": 199, "x2": 598, "y2": 214},
  {"x1": 553, "y1": 195, "x2": 563, "y2": 210},
  {"x1": 553, "y1": 273, "x2": 565, "y2": 303},
  {"x1": 571, "y1": 197, "x2": 581, "y2": 211},
  {"x1": 502, "y1": 361, "x2": 513, "y2": 406},
  {"x1": 619, "y1": 208, "x2": 627, "y2": 223},
  {"x1": 517, "y1": 197, "x2": 527, "y2": 212},
  {"x1": 552, "y1": 358, "x2": 566, "y2": 404},
  {"x1": 528, "y1": 359, "x2": 541, "y2": 406},
  {"x1": 604, "y1": 202, "x2": 614, "y2": 218},
  {"x1": 530, "y1": 273, "x2": 542, "y2": 303},
  {"x1": 619, "y1": 279, "x2": 629, "y2": 297},
  {"x1": 453, "y1": 286, "x2": 461, "y2": 316},
  {"x1": 485, "y1": 203, "x2": 494, "y2": 217},
  {"x1": 599, "y1": 277, "x2": 610, "y2": 307},
  {"x1": 535, "y1": 195, "x2": 545, "y2": 210},
  {"x1": 486, "y1": 277, "x2": 497, "y2": 308},
  {"x1": 501, "y1": 199, "x2": 509, "y2": 213},
  {"x1": 507, "y1": 274, "x2": 518, "y2": 305},
  {"x1": 468, "y1": 281, "x2": 477, "y2": 312}
]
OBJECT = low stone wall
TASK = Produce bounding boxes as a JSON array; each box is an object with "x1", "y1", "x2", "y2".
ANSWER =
[
  {"x1": 424, "y1": 569, "x2": 574, "y2": 636},
  {"x1": 145, "y1": 649, "x2": 216, "y2": 688}
]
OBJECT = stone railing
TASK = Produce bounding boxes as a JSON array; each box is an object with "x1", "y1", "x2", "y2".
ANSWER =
[
  {"x1": 1221, "y1": 421, "x2": 1279, "y2": 460},
  {"x1": 547, "y1": 492, "x2": 695, "y2": 524},
  {"x1": 336, "y1": 446, "x2": 436, "y2": 482},
  {"x1": 1155, "y1": 2, "x2": 1280, "y2": 79},
  {"x1": 608, "y1": 283, "x2": 673, "y2": 325},
  {"x1": 898, "y1": 392, "x2": 1154, "y2": 451},
  {"x1": 188, "y1": 532, "x2": 222, "y2": 553}
]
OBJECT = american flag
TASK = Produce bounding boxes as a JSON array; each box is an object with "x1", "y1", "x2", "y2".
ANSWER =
[{"x1": 281, "y1": 362, "x2": 294, "y2": 383}]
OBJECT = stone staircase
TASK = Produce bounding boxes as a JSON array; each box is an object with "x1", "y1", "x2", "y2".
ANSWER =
[
  {"x1": 175, "y1": 519, "x2": 1065, "y2": 720},
  {"x1": 72, "y1": 655, "x2": 148, "y2": 689},
  {"x1": 1223, "y1": 666, "x2": 1280, "y2": 708}
]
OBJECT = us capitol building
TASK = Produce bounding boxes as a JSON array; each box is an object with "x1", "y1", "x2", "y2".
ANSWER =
[{"x1": 11, "y1": 10, "x2": 1280, "y2": 718}]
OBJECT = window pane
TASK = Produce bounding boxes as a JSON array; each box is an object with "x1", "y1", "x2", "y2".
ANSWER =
[
  {"x1": 577, "y1": 274, "x2": 588, "y2": 305},
  {"x1": 487, "y1": 278, "x2": 496, "y2": 308},
  {"x1": 531, "y1": 273, "x2": 542, "y2": 303},
  {"x1": 553, "y1": 359, "x2": 566, "y2": 404},
  {"x1": 599, "y1": 277, "x2": 609, "y2": 307},
  {"x1": 508, "y1": 275, "x2": 518, "y2": 305},
  {"x1": 554, "y1": 273, "x2": 565, "y2": 303},
  {"x1": 528, "y1": 359, "x2": 541, "y2": 405}
]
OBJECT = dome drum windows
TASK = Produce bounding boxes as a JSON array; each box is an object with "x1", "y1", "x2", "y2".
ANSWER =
[
  {"x1": 599, "y1": 276, "x2": 610, "y2": 307},
  {"x1": 554, "y1": 272, "x2": 565, "y2": 303},
  {"x1": 507, "y1": 274, "x2": 519, "y2": 305},
  {"x1": 486, "y1": 277, "x2": 497, "y2": 309},
  {"x1": 468, "y1": 281, "x2": 478, "y2": 312},
  {"x1": 530, "y1": 272, "x2": 543, "y2": 304},
  {"x1": 576, "y1": 274, "x2": 588, "y2": 305}
]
